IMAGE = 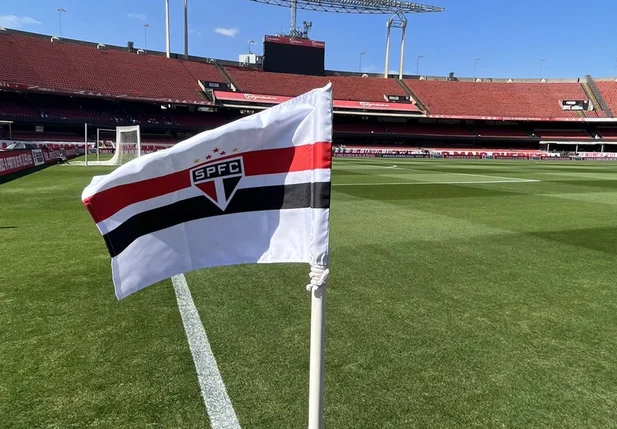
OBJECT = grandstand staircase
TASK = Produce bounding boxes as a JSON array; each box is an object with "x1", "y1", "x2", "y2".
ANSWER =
[
  {"x1": 397, "y1": 79, "x2": 430, "y2": 114},
  {"x1": 216, "y1": 64, "x2": 240, "y2": 92},
  {"x1": 581, "y1": 76, "x2": 613, "y2": 117}
]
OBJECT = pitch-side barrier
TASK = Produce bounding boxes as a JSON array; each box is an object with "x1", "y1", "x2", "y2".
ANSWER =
[
  {"x1": 0, "y1": 147, "x2": 80, "y2": 183},
  {"x1": 334, "y1": 152, "x2": 617, "y2": 161}
]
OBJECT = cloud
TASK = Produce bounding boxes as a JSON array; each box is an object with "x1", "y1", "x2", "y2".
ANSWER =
[
  {"x1": 189, "y1": 28, "x2": 203, "y2": 39},
  {"x1": 0, "y1": 15, "x2": 41, "y2": 29},
  {"x1": 127, "y1": 13, "x2": 147, "y2": 21},
  {"x1": 214, "y1": 27, "x2": 239, "y2": 38}
]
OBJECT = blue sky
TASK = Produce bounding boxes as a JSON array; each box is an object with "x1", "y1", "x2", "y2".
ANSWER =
[{"x1": 2, "y1": 0, "x2": 617, "y2": 79}]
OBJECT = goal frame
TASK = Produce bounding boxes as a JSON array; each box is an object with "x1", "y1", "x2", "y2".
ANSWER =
[{"x1": 80, "y1": 125, "x2": 141, "y2": 166}]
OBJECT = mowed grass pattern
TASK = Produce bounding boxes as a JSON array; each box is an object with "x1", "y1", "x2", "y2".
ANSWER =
[{"x1": 2, "y1": 159, "x2": 617, "y2": 428}]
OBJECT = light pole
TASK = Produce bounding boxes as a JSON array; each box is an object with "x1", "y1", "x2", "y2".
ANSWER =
[
  {"x1": 359, "y1": 52, "x2": 366, "y2": 72},
  {"x1": 57, "y1": 8, "x2": 66, "y2": 37},
  {"x1": 540, "y1": 58, "x2": 547, "y2": 78},
  {"x1": 248, "y1": 40, "x2": 255, "y2": 54},
  {"x1": 143, "y1": 24, "x2": 150, "y2": 52},
  {"x1": 416, "y1": 55, "x2": 424, "y2": 75},
  {"x1": 165, "y1": 0, "x2": 170, "y2": 58},
  {"x1": 184, "y1": 0, "x2": 188, "y2": 59},
  {"x1": 474, "y1": 58, "x2": 481, "y2": 79}
]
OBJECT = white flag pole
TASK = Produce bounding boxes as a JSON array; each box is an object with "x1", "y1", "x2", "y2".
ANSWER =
[
  {"x1": 307, "y1": 265, "x2": 329, "y2": 429},
  {"x1": 84, "y1": 123, "x2": 88, "y2": 167}
]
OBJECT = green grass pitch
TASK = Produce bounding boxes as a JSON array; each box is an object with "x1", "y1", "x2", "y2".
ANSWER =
[{"x1": 2, "y1": 158, "x2": 617, "y2": 428}]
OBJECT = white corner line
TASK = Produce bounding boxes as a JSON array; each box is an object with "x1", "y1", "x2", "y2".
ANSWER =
[
  {"x1": 332, "y1": 179, "x2": 541, "y2": 186},
  {"x1": 172, "y1": 274, "x2": 242, "y2": 429}
]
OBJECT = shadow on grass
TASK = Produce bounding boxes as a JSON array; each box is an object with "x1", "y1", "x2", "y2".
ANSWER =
[
  {"x1": 558, "y1": 180, "x2": 617, "y2": 190},
  {"x1": 0, "y1": 226, "x2": 17, "y2": 229},
  {"x1": 335, "y1": 183, "x2": 521, "y2": 201},
  {"x1": 528, "y1": 226, "x2": 617, "y2": 256}
]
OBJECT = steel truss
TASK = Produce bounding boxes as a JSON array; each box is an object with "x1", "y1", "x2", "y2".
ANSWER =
[
  {"x1": 248, "y1": 0, "x2": 444, "y2": 14},
  {"x1": 248, "y1": 0, "x2": 444, "y2": 78}
]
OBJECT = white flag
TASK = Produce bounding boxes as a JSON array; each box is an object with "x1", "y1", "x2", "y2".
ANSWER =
[{"x1": 82, "y1": 84, "x2": 333, "y2": 299}]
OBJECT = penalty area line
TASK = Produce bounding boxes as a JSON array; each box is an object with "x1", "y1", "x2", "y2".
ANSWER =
[
  {"x1": 172, "y1": 274, "x2": 241, "y2": 429},
  {"x1": 332, "y1": 179, "x2": 541, "y2": 186}
]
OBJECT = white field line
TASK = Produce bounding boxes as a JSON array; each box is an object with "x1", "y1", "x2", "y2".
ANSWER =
[
  {"x1": 334, "y1": 159, "x2": 539, "y2": 182},
  {"x1": 385, "y1": 163, "x2": 540, "y2": 182},
  {"x1": 444, "y1": 171, "x2": 539, "y2": 182},
  {"x1": 333, "y1": 179, "x2": 540, "y2": 187},
  {"x1": 172, "y1": 274, "x2": 241, "y2": 429}
]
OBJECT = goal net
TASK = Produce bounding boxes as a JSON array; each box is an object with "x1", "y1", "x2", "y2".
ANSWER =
[
  {"x1": 69, "y1": 125, "x2": 177, "y2": 166},
  {"x1": 90, "y1": 126, "x2": 141, "y2": 166},
  {"x1": 71, "y1": 125, "x2": 142, "y2": 166}
]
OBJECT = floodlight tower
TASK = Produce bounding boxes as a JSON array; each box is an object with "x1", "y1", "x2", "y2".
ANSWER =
[
  {"x1": 164, "y1": 0, "x2": 170, "y2": 58},
  {"x1": 247, "y1": 0, "x2": 444, "y2": 79},
  {"x1": 163, "y1": 0, "x2": 190, "y2": 59},
  {"x1": 384, "y1": 11, "x2": 408, "y2": 79}
]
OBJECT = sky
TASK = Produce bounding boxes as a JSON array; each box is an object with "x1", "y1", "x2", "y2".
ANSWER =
[{"x1": 2, "y1": 0, "x2": 617, "y2": 79}]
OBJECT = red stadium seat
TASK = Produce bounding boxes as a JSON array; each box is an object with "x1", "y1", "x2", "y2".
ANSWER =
[
  {"x1": 533, "y1": 129, "x2": 592, "y2": 140},
  {"x1": 404, "y1": 80, "x2": 586, "y2": 118},
  {"x1": 594, "y1": 81, "x2": 617, "y2": 116},
  {"x1": 11, "y1": 131, "x2": 82, "y2": 142},
  {"x1": 472, "y1": 125, "x2": 530, "y2": 138},
  {"x1": 0, "y1": 101, "x2": 40, "y2": 118},
  {"x1": 224, "y1": 66, "x2": 407, "y2": 101},
  {"x1": 0, "y1": 32, "x2": 223, "y2": 104}
]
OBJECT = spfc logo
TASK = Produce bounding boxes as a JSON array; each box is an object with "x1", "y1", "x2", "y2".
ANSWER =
[{"x1": 190, "y1": 157, "x2": 244, "y2": 211}]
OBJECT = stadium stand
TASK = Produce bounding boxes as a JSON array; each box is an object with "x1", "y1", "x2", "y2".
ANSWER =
[
  {"x1": 224, "y1": 66, "x2": 407, "y2": 101},
  {"x1": 0, "y1": 100, "x2": 40, "y2": 119},
  {"x1": 173, "y1": 114, "x2": 226, "y2": 128},
  {"x1": 594, "y1": 81, "x2": 617, "y2": 114},
  {"x1": 471, "y1": 125, "x2": 531, "y2": 139},
  {"x1": 180, "y1": 60, "x2": 228, "y2": 85},
  {"x1": 0, "y1": 30, "x2": 213, "y2": 104},
  {"x1": 38, "y1": 102, "x2": 118, "y2": 122},
  {"x1": 533, "y1": 129, "x2": 593, "y2": 140},
  {"x1": 385, "y1": 123, "x2": 475, "y2": 137},
  {"x1": 404, "y1": 80, "x2": 587, "y2": 118},
  {"x1": 11, "y1": 131, "x2": 83, "y2": 142},
  {"x1": 335, "y1": 123, "x2": 388, "y2": 134},
  {"x1": 596, "y1": 127, "x2": 617, "y2": 140}
]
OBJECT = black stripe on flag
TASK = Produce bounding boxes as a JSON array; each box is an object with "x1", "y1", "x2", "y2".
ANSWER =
[{"x1": 103, "y1": 182, "x2": 331, "y2": 258}]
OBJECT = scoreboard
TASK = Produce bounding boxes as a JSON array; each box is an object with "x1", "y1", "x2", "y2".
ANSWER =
[
  {"x1": 263, "y1": 35, "x2": 325, "y2": 76},
  {"x1": 561, "y1": 99, "x2": 592, "y2": 111}
]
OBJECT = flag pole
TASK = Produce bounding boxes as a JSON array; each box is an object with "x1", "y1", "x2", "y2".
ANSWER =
[
  {"x1": 84, "y1": 123, "x2": 88, "y2": 167},
  {"x1": 307, "y1": 265, "x2": 329, "y2": 429}
]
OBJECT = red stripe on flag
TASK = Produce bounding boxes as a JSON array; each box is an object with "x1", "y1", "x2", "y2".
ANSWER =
[
  {"x1": 243, "y1": 140, "x2": 331, "y2": 175},
  {"x1": 83, "y1": 142, "x2": 331, "y2": 223}
]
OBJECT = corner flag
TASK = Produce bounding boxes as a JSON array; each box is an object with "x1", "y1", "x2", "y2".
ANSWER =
[
  {"x1": 82, "y1": 84, "x2": 333, "y2": 300},
  {"x1": 82, "y1": 84, "x2": 333, "y2": 429}
]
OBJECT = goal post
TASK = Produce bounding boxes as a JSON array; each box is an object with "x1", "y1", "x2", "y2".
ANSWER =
[
  {"x1": 96, "y1": 127, "x2": 117, "y2": 162},
  {"x1": 73, "y1": 125, "x2": 141, "y2": 166},
  {"x1": 70, "y1": 125, "x2": 176, "y2": 166}
]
